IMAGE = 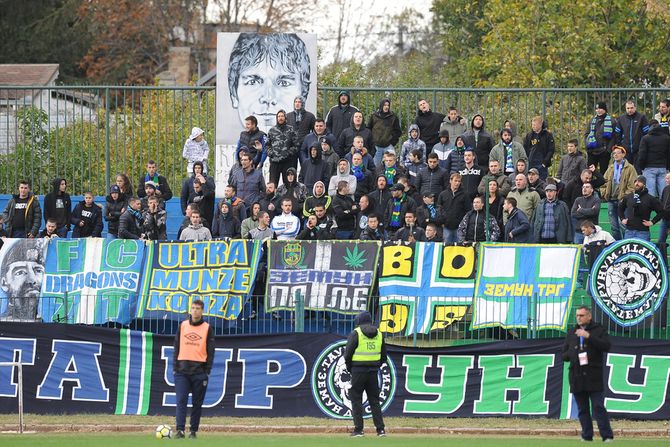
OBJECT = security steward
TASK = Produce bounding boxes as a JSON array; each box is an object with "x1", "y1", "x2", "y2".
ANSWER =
[
  {"x1": 173, "y1": 299, "x2": 214, "y2": 439},
  {"x1": 562, "y1": 306, "x2": 614, "y2": 442},
  {"x1": 343, "y1": 311, "x2": 387, "y2": 437}
]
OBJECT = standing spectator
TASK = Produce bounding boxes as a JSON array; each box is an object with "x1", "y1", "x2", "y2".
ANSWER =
[
  {"x1": 303, "y1": 181, "x2": 332, "y2": 218},
  {"x1": 180, "y1": 209, "x2": 211, "y2": 241},
  {"x1": 478, "y1": 159, "x2": 511, "y2": 197},
  {"x1": 459, "y1": 149, "x2": 483, "y2": 203},
  {"x1": 431, "y1": 130, "x2": 451, "y2": 169},
  {"x1": 178, "y1": 204, "x2": 209, "y2": 240},
  {"x1": 524, "y1": 116, "x2": 556, "y2": 179},
  {"x1": 531, "y1": 184, "x2": 572, "y2": 243},
  {"x1": 490, "y1": 128, "x2": 527, "y2": 178},
  {"x1": 276, "y1": 167, "x2": 307, "y2": 215},
  {"x1": 416, "y1": 193, "x2": 446, "y2": 231},
  {"x1": 368, "y1": 98, "x2": 402, "y2": 166},
  {"x1": 445, "y1": 136, "x2": 467, "y2": 173},
  {"x1": 320, "y1": 136, "x2": 340, "y2": 177},
  {"x1": 654, "y1": 98, "x2": 670, "y2": 134},
  {"x1": 248, "y1": 211, "x2": 274, "y2": 241},
  {"x1": 229, "y1": 151, "x2": 265, "y2": 214},
  {"x1": 425, "y1": 223, "x2": 442, "y2": 242},
  {"x1": 173, "y1": 299, "x2": 214, "y2": 440},
  {"x1": 438, "y1": 173, "x2": 470, "y2": 244},
  {"x1": 584, "y1": 103, "x2": 615, "y2": 175},
  {"x1": 416, "y1": 153, "x2": 446, "y2": 198},
  {"x1": 354, "y1": 195, "x2": 375, "y2": 237},
  {"x1": 70, "y1": 192, "x2": 103, "y2": 238},
  {"x1": 658, "y1": 172, "x2": 670, "y2": 245},
  {"x1": 118, "y1": 197, "x2": 144, "y2": 240},
  {"x1": 394, "y1": 211, "x2": 426, "y2": 242},
  {"x1": 563, "y1": 168, "x2": 605, "y2": 210},
  {"x1": 349, "y1": 152, "x2": 374, "y2": 200},
  {"x1": 462, "y1": 114, "x2": 494, "y2": 170},
  {"x1": 502, "y1": 197, "x2": 530, "y2": 243},
  {"x1": 296, "y1": 215, "x2": 320, "y2": 241},
  {"x1": 259, "y1": 182, "x2": 280, "y2": 218},
  {"x1": 181, "y1": 161, "x2": 215, "y2": 216},
  {"x1": 286, "y1": 96, "x2": 315, "y2": 151},
  {"x1": 486, "y1": 179, "x2": 505, "y2": 233},
  {"x1": 400, "y1": 124, "x2": 426, "y2": 168},
  {"x1": 142, "y1": 196, "x2": 167, "y2": 240},
  {"x1": 615, "y1": 100, "x2": 649, "y2": 168},
  {"x1": 580, "y1": 220, "x2": 615, "y2": 246},
  {"x1": 414, "y1": 99, "x2": 445, "y2": 155},
  {"x1": 137, "y1": 160, "x2": 173, "y2": 201},
  {"x1": 359, "y1": 213, "x2": 385, "y2": 241},
  {"x1": 369, "y1": 175, "x2": 391, "y2": 219},
  {"x1": 104, "y1": 185, "x2": 127, "y2": 239},
  {"x1": 267, "y1": 110, "x2": 297, "y2": 186},
  {"x1": 271, "y1": 198, "x2": 300, "y2": 240},
  {"x1": 338, "y1": 111, "x2": 373, "y2": 160},
  {"x1": 222, "y1": 184, "x2": 247, "y2": 222},
  {"x1": 618, "y1": 175, "x2": 663, "y2": 241},
  {"x1": 331, "y1": 181, "x2": 358, "y2": 239},
  {"x1": 503, "y1": 119, "x2": 524, "y2": 145},
  {"x1": 527, "y1": 168, "x2": 547, "y2": 199},
  {"x1": 313, "y1": 204, "x2": 338, "y2": 239},
  {"x1": 504, "y1": 174, "x2": 541, "y2": 224},
  {"x1": 384, "y1": 183, "x2": 416, "y2": 237},
  {"x1": 439, "y1": 107, "x2": 467, "y2": 150},
  {"x1": 300, "y1": 119, "x2": 336, "y2": 165},
  {"x1": 298, "y1": 143, "x2": 329, "y2": 192},
  {"x1": 404, "y1": 150, "x2": 426, "y2": 188},
  {"x1": 115, "y1": 173, "x2": 133, "y2": 196},
  {"x1": 140, "y1": 182, "x2": 164, "y2": 212},
  {"x1": 182, "y1": 127, "x2": 209, "y2": 176},
  {"x1": 637, "y1": 119, "x2": 670, "y2": 198},
  {"x1": 212, "y1": 202, "x2": 241, "y2": 239},
  {"x1": 562, "y1": 306, "x2": 614, "y2": 443},
  {"x1": 507, "y1": 159, "x2": 529, "y2": 185},
  {"x1": 343, "y1": 311, "x2": 387, "y2": 438},
  {"x1": 329, "y1": 159, "x2": 357, "y2": 198},
  {"x1": 43, "y1": 178, "x2": 71, "y2": 237},
  {"x1": 326, "y1": 90, "x2": 359, "y2": 144},
  {"x1": 344, "y1": 136, "x2": 375, "y2": 172},
  {"x1": 187, "y1": 179, "x2": 215, "y2": 228},
  {"x1": 556, "y1": 139, "x2": 588, "y2": 190},
  {"x1": 601, "y1": 146, "x2": 637, "y2": 240},
  {"x1": 571, "y1": 183, "x2": 601, "y2": 244},
  {"x1": 1, "y1": 180, "x2": 41, "y2": 238},
  {"x1": 457, "y1": 196, "x2": 501, "y2": 243},
  {"x1": 375, "y1": 152, "x2": 406, "y2": 187},
  {"x1": 236, "y1": 116, "x2": 266, "y2": 168},
  {"x1": 241, "y1": 202, "x2": 261, "y2": 239}
]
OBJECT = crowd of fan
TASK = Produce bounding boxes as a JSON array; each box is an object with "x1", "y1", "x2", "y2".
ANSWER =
[{"x1": 3, "y1": 94, "x2": 670, "y2": 247}]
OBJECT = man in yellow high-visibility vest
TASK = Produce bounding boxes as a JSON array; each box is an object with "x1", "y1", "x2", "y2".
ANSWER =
[{"x1": 344, "y1": 311, "x2": 387, "y2": 437}]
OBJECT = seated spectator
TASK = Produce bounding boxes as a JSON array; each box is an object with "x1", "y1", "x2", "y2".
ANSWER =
[
  {"x1": 297, "y1": 215, "x2": 320, "y2": 241},
  {"x1": 71, "y1": 192, "x2": 103, "y2": 238},
  {"x1": 394, "y1": 211, "x2": 426, "y2": 242},
  {"x1": 425, "y1": 222, "x2": 443, "y2": 242},
  {"x1": 118, "y1": 197, "x2": 144, "y2": 240},
  {"x1": 416, "y1": 193, "x2": 446, "y2": 231},
  {"x1": 241, "y1": 202, "x2": 261, "y2": 239},
  {"x1": 303, "y1": 181, "x2": 332, "y2": 218},
  {"x1": 331, "y1": 181, "x2": 358, "y2": 239},
  {"x1": 458, "y1": 196, "x2": 501, "y2": 243},
  {"x1": 249, "y1": 211, "x2": 274, "y2": 241},
  {"x1": 580, "y1": 220, "x2": 615, "y2": 246},
  {"x1": 142, "y1": 196, "x2": 167, "y2": 240},
  {"x1": 328, "y1": 159, "x2": 357, "y2": 198},
  {"x1": 271, "y1": 198, "x2": 301, "y2": 240},
  {"x1": 313, "y1": 204, "x2": 337, "y2": 239},
  {"x1": 39, "y1": 218, "x2": 60, "y2": 239},
  {"x1": 104, "y1": 185, "x2": 127, "y2": 239},
  {"x1": 140, "y1": 182, "x2": 165, "y2": 212},
  {"x1": 177, "y1": 204, "x2": 209, "y2": 240},
  {"x1": 212, "y1": 201, "x2": 241, "y2": 239},
  {"x1": 276, "y1": 167, "x2": 308, "y2": 216},
  {"x1": 384, "y1": 183, "x2": 417, "y2": 237},
  {"x1": 180, "y1": 209, "x2": 212, "y2": 241},
  {"x1": 359, "y1": 213, "x2": 385, "y2": 241},
  {"x1": 354, "y1": 194, "x2": 376, "y2": 237}
]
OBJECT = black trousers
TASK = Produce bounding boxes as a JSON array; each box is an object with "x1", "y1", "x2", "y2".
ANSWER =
[
  {"x1": 175, "y1": 372, "x2": 208, "y2": 432},
  {"x1": 350, "y1": 368, "x2": 385, "y2": 433},
  {"x1": 573, "y1": 390, "x2": 613, "y2": 441},
  {"x1": 269, "y1": 157, "x2": 298, "y2": 186},
  {"x1": 587, "y1": 151, "x2": 611, "y2": 175}
]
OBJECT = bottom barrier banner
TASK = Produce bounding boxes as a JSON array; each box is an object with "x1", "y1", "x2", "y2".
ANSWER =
[{"x1": 1, "y1": 324, "x2": 670, "y2": 419}]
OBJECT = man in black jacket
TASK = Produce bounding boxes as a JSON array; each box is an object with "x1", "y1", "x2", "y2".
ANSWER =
[
  {"x1": 462, "y1": 114, "x2": 494, "y2": 170},
  {"x1": 437, "y1": 173, "x2": 470, "y2": 244},
  {"x1": 43, "y1": 178, "x2": 71, "y2": 237},
  {"x1": 524, "y1": 116, "x2": 556, "y2": 180},
  {"x1": 618, "y1": 175, "x2": 663, "y2": 241},
  {"x1": 118, "y1": 197, "x2": 144, "y2": 240},
  {"x1": 326, "y1": 90, "x2": 358, "y2": 142},
  {"x1": 637, "y1": 119, "x2": 670, "y2": 198},
  {"x1": 338, "y1": 111, "x2": 373, "y2": 159},
  {"x1": 615, "y1": 100, "x2": 650, "y2": 168},
  {"x1": 286, "y1": 96, "x2": 315, "y2": 151},
  {"x1": 137, "y1": 160, "x2": 173, "y2": 201},
  {"x1": 562, "y1": 306, "x2": 613, "y2": 442},
  {"x1": 368, "y1": 98, "x2": 402, "y2": 166},
  {"x1": 343, "y1": 311, "x2": 387, "y2": 437},
  {"x1": 414, "y1": 99, "x2": 445, "y2": 155}
]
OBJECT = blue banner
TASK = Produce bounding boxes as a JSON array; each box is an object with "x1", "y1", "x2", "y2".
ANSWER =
[
  {"x1": 136, "y1": 240, "x2": 262, "y2": 320},
  {"x1": 39, "y1": 238, "x2": 146, "y2": 325},
  {"x1": 472, "y1": 243, "x2": 580, "y2": 330}
]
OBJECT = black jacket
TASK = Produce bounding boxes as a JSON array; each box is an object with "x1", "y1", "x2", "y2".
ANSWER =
[
  {"x1": 616, "y1": 111, "x2": 650, "y2": 158},
  {"x1": 504, "y1": 207, "x2": 531, "y2": 242},
  {"x1": 286, "y1": 108, "x2": 316, "y2": 149},
  {"x1": 326, "y1": 92, "x2": 359, "y2": 143},
  {"x1": 415, "y1": 165, "x2": 446, "y2": 197},
  {"x1": 143, "y1": 209, "x2": 167, "y2": 240},
  {"x1": 393, "y1": 225, "x2": 426, "y2": 242},
  {"x1": 332, "y1": 193, "x2": 357, "y2": 232},
  {"x1": 298, "y1": 144, "x2": 329, "y2": 191},
  {"x1": 368, "y1": 99, "x2": 402, "y2": 148},
  {"x1": 637, "y1": 125, "x2": 670, "y2": 170},
  {"x1": 70, "y1": 202, "x2": 103, "y2": 238},
  {"x1": 461, "y1": 114, "x2": 494, "y2": 169},
  {"x1": 524, "y1": 121, "x2": 556, "y2": 169},
  {"x1": 618, "y1": 188, "x2": 663, "y2": 231},
  {"x1": 414, "y1": 109, "x2": 446, "y2": 150},
  {"x1": 563, "y1": 171, "x2": 605, "y2": 210},
  {"x1": 562, "y1": 320, "x2": 610, "y2": 393},
  {"x1": 338, "y1": 117, "x2": 374, "y2": 157},
  {"x1": 437, "y1": 188, "x2": 470, "y2": 230},
  {"x1": 415, "y1": 203, "x2": 446, "y2": 228},
  {"x1": 118, "y1": 209, "x2": 143, "y2": 239},
  {"x1": 137, "y1": 173, "x2": 173, "y2": 201},
  {"x1": 43, "y1": 178, "x2": 71, "y2": 229},
  {"x1": 104, "y1": 194, "x2": 128, "y2": 237}
]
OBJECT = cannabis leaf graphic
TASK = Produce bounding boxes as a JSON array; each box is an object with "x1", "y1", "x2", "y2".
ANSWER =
[{"x1": 343, "y1": 245, "x2": 367, "y2": 269}]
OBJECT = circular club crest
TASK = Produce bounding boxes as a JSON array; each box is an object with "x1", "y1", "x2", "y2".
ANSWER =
[
  {"x1": 589, "y1": 239, "x2": 668, "y2": 327},
  {"x1": 311, "y1": 340, "x2": 396, "y2": 419}
]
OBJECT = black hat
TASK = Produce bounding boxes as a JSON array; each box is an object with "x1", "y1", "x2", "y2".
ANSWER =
[
  {"x1": 596, "y1": 102, "x2": 607, "y2": 111},
  {"x1": 390, "y1": 183, "x2": 404, "y2": 191},
  {"x1": 636, "y1": 175, "x2": 647, "y2": 185}
]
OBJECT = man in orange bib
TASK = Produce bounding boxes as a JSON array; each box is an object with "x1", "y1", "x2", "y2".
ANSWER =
[{"x1": 173, "y1": 299, "x2": 214, "y2": 439}]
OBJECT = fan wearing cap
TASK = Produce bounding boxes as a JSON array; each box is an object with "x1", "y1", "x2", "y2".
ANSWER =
[
  {"x1": 526, "y1": 168, "x2": 547, "y2": 199},
  {"x1": 140, "y1": 181, "x2": 165, "y2": 212},
  {"x1": 617, "y1": 175, "x2": 663, "y2": 241},
  {"x1": 530, "y1": 183, "x2": 572, "y2": 243},
  {"x1": 584, "y1": 102, "x2": 616, "y2": 175},
  {"x1": 182, "y1": 127, "x2": 209, "y2": 176}
]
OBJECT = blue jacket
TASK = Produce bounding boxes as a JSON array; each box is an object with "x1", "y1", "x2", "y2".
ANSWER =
[{"x1": 504, "y1": 207, "x2": 531, "y2": 242}]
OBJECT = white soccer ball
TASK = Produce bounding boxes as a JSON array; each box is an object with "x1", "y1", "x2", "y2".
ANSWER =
[{"x1": 155, "y1": 424, "x2": 172, "y2": 439}]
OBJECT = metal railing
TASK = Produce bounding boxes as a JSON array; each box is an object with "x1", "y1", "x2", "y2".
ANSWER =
[{"x1": 1, "y1": 85, "x2": 670, "y2": 195}]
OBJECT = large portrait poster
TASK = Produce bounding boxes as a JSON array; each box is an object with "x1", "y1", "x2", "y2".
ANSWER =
[{"x1": 0, "y1": 238, "x2": 48, "y2": 322}]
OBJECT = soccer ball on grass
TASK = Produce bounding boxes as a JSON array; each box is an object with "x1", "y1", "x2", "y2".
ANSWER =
[{"x1": 155, "y1": 424, "x2": 172, "y2": 439}]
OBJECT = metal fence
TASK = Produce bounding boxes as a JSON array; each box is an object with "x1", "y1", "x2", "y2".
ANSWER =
[
  {"x1": 1, "y1": 85, "x2": 670, "y2": 195},
  {"x1": 2, "y1": 293, "x2": 667, "y2": 346}
]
